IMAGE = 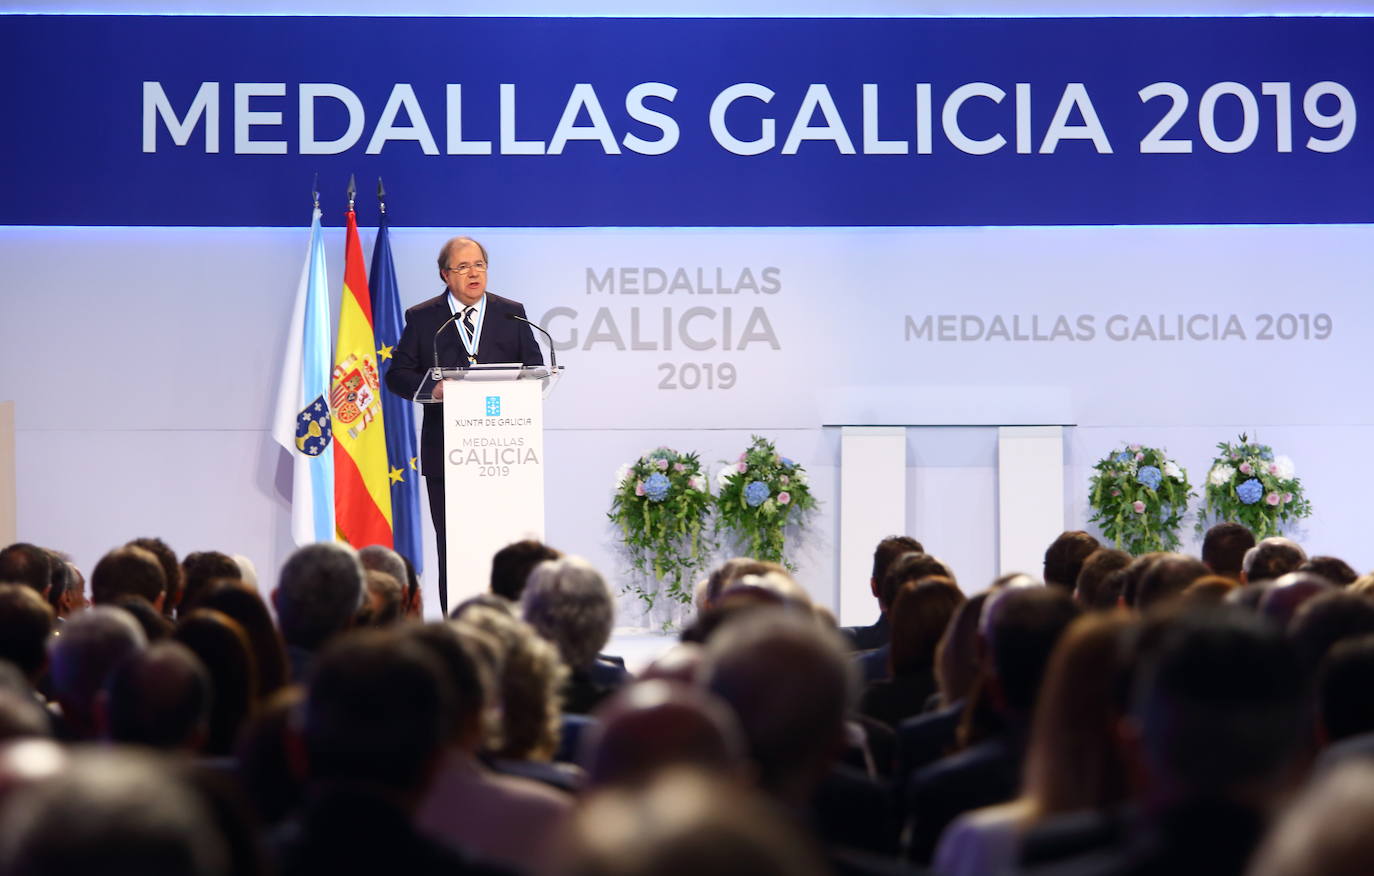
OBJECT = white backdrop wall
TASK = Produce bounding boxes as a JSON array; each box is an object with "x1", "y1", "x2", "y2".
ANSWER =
[{"x1": 3, "y1": 224, "x2": 1370, "y2": 623}]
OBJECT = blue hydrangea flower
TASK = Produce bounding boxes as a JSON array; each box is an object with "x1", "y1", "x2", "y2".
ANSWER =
[
  {"x1": 1136, "y1": 466, "x2": 1163, "y2": 490},
  {"x1": 1236, "y1": 477, "x2": 1264, "y2": 505},
  {"x1": 644, "y1": 472, "x2": 671, "y2": 502},
  {"x1": 744, "y1": 480, "x2": 770, "y2": 507},
  {"x1": 1158, "y1": 502, "x2": 1173, "y2": 520},
  {"x1": 1259, "y1": 448, "x2": 1274, "y2": 461},
  {"x1": 1115, "y1": 451, "x2": 1132, "y2": 463},
  {"x1": 781, "y1": 456, "x2": 796, "y2": 468}
]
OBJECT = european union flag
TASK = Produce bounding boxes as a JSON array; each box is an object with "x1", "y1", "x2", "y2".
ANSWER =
[{"x1": 371, "y1": 203, "x2": 424, "y2": 573}]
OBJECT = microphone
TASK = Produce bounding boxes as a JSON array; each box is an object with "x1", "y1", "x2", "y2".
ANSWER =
[
  {"x1": 431, "y1": 310, "x2": 465, "y2": 382},
  {"x1": 506, "y1": 313, "x2": 559, "y2": 374}
]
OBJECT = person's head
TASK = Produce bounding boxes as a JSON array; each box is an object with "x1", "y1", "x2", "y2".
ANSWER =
[
  {"x1": 1135, "y1": 553, "x2": 1210, "y2": 613},
  {"x1": 57, "y1": 562, "x2": 86, "y2": 617},
  {"x1": 1179, "y1": 574, "x2": 1240, "y2": 606},
  {"x1": 889, "y1": 577, "x2": 965, "y2": 677},
  {"x1": 879, "y1": 552, "x2": 956, "y2": 616},
  {"x1": 1243, "y1": 536, "x2": 1308, "y2": 584},
  {"x1": 112, "y1": 595, "x2": 173, "y2": 641},
  {"x1": 490, "y1": 539, "x2": 562, "y2": 603},
  {"x1": 1127, "y1": 605, "x2": 1307, "y2": 806},
  {"x1": 233, "y1": 686, "x2": 307, "y2": 829},
  {"x1": 1318, "y1": 635, "x2": 1374, "y2": 745},
  {"x1": 359, "y1": 569, "x2": 405, "y2": 627},
  {"x1": 1043, "y1": 531, "x2": 1101, "y2": 592},
  {"x1": 1201, "y1": 522, "x2": 1256, "y2": 580},
  {"x1": 555, "y1": 767, "x2": 828, "y2": 876},
  {"x1": 983, "y1": 586, "x2": 1083, "y2": 720},
  {"x1": 1300, "y1": 556, "x2": 1359, "y2": 588},
  {"x1": 869, "y1": 536, "x2": 925, "y2": 610},
  {"x1": 1022, "y1": 613, "x2": 1138, "y2": 820},
  {"x1": 581, "y1": 680, "x2": 747, "y2": 789},
  {"x1": 1074, "y1": 548, "x2": 1132, "y2": 610},
  {"x1": 1249, "y1": 760, "x2": 1374, "y2": 876},
  {"x1": 935, "y1": 591, "x2": 991, "y2": 706},
  {"x1": 1289, "y1": 591, "x2": 1374, "y2": 672},
  {"x1": 522, "y1": 555, "x2": 615, "y2": 670},
  {"x1": 41, "y1": 551, "x2": 73, "y2": 617},
  {"x1": 702, "y1": 608, "x2": 854, "y2": 802},
  {"x1": 174, "y1": 610, "x2": 259, "y2": 756},
  {"x1": 0, "y1": 544, "x2": 52, "y2": 596},
  {"x1": 273, "y1": 543, "x2": 364, "y2": 652},
  {"x1": 1261, "y1": 571, "x2": 1337, "y2": 629},
  {"x1": 0, "y1": 585, "x2": 55, "y2": 682},
  {"x1": 403, "y1": 622, "x2": 492, "y2": 750},
  {"x1": 437, "y1": 236, "x2": 489, "y2": 307},
  {"x1": 1118, "y1": 552, "x2": 1168, "y2": 609},
  {"x1": 357, "y1": 547, "x2": 407, "y2": 625},
  {"x1": 703, "y1": 558, "x2": 790, "y2": 610},
  {"x1": 304, "y1": 629, "x2": 450, "y2": 799},
  {"x1": 48, "y1": 607, "x2": 147, "y2": 739},
  {"x1": 102, "y1": 640, "x2": 211, "y2": 752},
  {"x1": 0, "y1": 663, "x2": 52, "y2": 741},
  {"x1": 197, "y1": 583, "x2": 289, "y2": 700},
  {"x1": 179, "y1": 551, "x2": 242, "y2": 617},
  {"x1": 0, "y1": 748, "x2": 229, "y2": 876},
  {"x1": 454, "y1": 603, "x2": 567, "y2": 760},
  {"x1": 90, "y1": 545, "x2": 165, "y2": 609},
  {"x1": 128, "y1": 537, "x2": 181, "y2": 618}
]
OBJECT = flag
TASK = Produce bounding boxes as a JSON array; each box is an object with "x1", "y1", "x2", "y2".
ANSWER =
[
  {"x1": 331, "y1": 207, "x2": 393, "y2": 547},
  {"x1": 371, "y1": 207, "x2": 424, "y2": 572},
  {"x1": 271, "y1": 206, "x2": 336, "y2": 544}
]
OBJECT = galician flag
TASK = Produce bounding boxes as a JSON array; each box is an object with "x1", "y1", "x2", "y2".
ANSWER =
[
  {"x1": 331, "y1": 203, "x2": 394, "y2": 547},
  {"x1": 371, "y1": 198, "x2": 424, "y2": 572},
  {"x1": 271, "y1": 206, "x2": 336, "y2": 544}
]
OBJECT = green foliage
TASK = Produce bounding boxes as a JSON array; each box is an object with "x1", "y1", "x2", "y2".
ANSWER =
[
  {"x1": 715, "y1": 435, "x2": 818, "y2": 567},
  {"x1": 607, "y1": 447, "x2": 714, "y2": 608},
  {"x1": 1195, "y1": 434, "x2": 1311, "y2": 539},
  {"x1": 1087, "y1": 443, "x2": 1195, "y2": 555}
]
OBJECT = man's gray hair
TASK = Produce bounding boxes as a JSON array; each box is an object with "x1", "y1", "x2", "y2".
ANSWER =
[
  {"x1": 275, "y1": 543, "x2": 364, "y2": 651},
  {"x1": 522, "y1": 555, "x2": 614, "y2": 670},
  {"x1": 437, "y1": 236, "x2": 489, "y2": 272},
  {"x1": 359, "y1": 545, "x2": 407, "y2": 591}
]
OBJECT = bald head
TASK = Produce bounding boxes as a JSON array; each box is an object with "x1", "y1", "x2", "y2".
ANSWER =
[{"x1": 583, "y1": 680, "x2": 746, "y2": 789}]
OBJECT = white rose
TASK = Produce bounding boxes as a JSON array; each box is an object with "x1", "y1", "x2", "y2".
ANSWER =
[
  {"x1": 613, "y1": 463, "x2": 632, "y2": 490},
  {"x1": 689, "y1": 475, "x2": 707, "y2": 492},
  {"x1": 795, "y1": 468, "x2": 808, "y2": 485},
  {"x1": 1163, "y1": 461, "x2": 1183, "y2": 480},
  {"x1": 715, "y1": 467, "x2": 734, "y2": 489},
  {"x1": 1273, "y1": 455, "x2": 1296, "y2": 480},
  {"x1": 1208, "y1": 464, "x2": 1235, "y2": 487}
]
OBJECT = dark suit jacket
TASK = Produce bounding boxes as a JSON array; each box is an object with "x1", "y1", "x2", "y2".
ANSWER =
[
  {"x1": 384, "y1": 291, "x2": 544, "y2": 477},
  {"x1": 843, "y1": 613, "x2": 890, "y2": 652}
]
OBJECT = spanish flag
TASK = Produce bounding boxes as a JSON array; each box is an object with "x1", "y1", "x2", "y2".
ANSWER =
[{"x1": 331, "y1": 207, "x2": 393, "y2": 548}]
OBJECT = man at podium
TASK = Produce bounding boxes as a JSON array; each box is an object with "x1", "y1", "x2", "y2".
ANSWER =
[{"x1": 385, "y1": 236, "x2": 544, "y2": 615}]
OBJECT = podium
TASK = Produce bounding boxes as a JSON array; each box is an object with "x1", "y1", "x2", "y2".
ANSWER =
[{"x1": 415, "y1": 363, "x2": 562, "y2": 611}]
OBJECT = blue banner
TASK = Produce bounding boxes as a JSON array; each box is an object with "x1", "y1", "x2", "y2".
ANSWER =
[{"x1": 2, "y1": 15, "x2": 1370, "y2": 226}]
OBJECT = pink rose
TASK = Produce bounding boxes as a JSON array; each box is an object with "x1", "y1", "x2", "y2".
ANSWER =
[
  {"x1": 778, "y1": 492, "x2": 791, "y2": 505},
  {"x1": 1239, "y1": 462, "x2": 1253, "y2": 475},
  {"x1": 1266, "y1": 492, "x2": 1280, "y2": 506},
  {"x1": 1268, "y1": 463, "x2": 1279, "y2": 475},
  {"x1": 656, "y1": 458, "x2": 669, "y2": 470},
  {"x1": 1132, "y1": 501, "x2": 1146, "y2": 513},
  {"x1": 1135, "y1": 453, "x2": 1144, "y2": 461},
  {"x1": 635, "y1": 481, "x2": 645, "y2": 497},
  {"x1": 674, "y1": 462, "x2": 686, "y2": 472},
  {"x1": 736, "y1": 462, "x2": 747, "y2": 473},
  {"x1": 1111, "y1": 488, "x2": 1121, "y2": 497},
  {"x1": 738, "y1": 452, "x2": 747, "y2": 462},
  {"x1": 1283, "y1": 492, "x2": 1293, "y2": 503},
  {"x1": 1129, "y1": 444, "x2": 1141, "y2": 451},
  {"x1": 1231, "y1": 452, "x2": 1240, "y2": 460},
  {"x1": 780, "y1": 475, "x2": 790, "y2": 486}
]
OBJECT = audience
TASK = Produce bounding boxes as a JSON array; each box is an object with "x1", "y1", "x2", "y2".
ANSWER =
[{"x1": 1, "y1": 513, "x2": 1371, "y2": 876}]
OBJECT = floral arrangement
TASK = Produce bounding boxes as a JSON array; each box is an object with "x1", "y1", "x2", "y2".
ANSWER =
[
  {"x1": 608, "y1": 447, "x2": 714, "y2": 609},
  {"x1": 1196, "y1": 434, "x2": 1311, "y2": 539},
  {"x1": 1087, "y1": 444, "x2": 1194, "y2": 555},
  {"x1": 715, "y1": 435, "x2": 817, "y2": 567}
]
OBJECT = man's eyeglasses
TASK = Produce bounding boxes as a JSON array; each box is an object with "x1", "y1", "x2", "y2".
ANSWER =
[{"x1": 445, "y1": 262, "x2": 487, "y2": 274}]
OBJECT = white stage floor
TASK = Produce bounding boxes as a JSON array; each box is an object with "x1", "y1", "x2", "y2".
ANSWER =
[{"x1": 606, "y1": 628, "x2": 682, "y2": 675}]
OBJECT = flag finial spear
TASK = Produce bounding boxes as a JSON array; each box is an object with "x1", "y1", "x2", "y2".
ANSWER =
[
  {"x1": 346, "y1": 174, "x2": 357, "y2": 211},
  {"x1": 377, "y1": 177, "x2": 387, "y2": 215},
  {"x1": 312, "y1": 173, "x2": 320, "y2": 210}
]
